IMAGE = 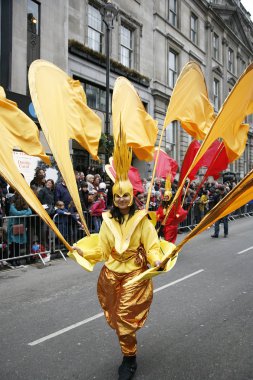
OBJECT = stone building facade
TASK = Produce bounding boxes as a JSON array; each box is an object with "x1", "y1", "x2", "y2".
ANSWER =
[{"x1": 1, "y1": 0, "x2": 253, "y2": 180}]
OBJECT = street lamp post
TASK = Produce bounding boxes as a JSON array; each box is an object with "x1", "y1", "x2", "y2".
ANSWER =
[{"x1": 100, "y1": 1, "x2": 118, "y2": 164}]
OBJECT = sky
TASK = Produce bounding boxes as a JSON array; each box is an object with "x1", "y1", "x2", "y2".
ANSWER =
[{"x1": 241, "y1": 0, "x2": 253, "y2": 20}]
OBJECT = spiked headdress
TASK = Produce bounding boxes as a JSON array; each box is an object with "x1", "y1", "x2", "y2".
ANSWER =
[{"x1": 112, "y1": 128, "x2": 133, "y2": 206}]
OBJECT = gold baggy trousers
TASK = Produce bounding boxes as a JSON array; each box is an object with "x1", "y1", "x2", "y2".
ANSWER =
[{"x1": 97, "y1": 265, "x2": 153, "y2": 356}]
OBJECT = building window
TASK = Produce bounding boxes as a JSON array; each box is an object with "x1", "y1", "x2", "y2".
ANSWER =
[
  {"x1": 190, "y1": 13, "x2": 198, "y2": 44},
  {"x1": 88, "y1": 4, "x2": 103, "y2": 52},
  {"x1": 85, "y1": 83, "x2": 107, "y2": 112},
  {"x1": 213, "y1": 78, "x2": 220, "y2": 112},
  {"x1": 228, "y1": 47, "x2": 234, "y2": 73},
  {"x1": 120, "y1": 25, "x2": 133, "y2": 68},
  {"x1": 213, "y1": 33, "x2": 219, "y2": 60},
  {"x1": 168, "y1": 0, "x2": 177, "y2": 27},
  {"x1": 240, "y1": 59, "x2": 246, "y2": 74},
  {"x1": 166, "y1": 121, "x2": 178, "y2": 160},
  {"x1": 168, "y1": 49, "x2": 178, "y2": 88}
]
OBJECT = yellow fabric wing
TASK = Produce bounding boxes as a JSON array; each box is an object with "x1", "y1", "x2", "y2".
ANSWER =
[
  {"x1": 112, "y1": 77, "x2": 158, "y2": 161},
  {"x1": 29, "y1": 60, "x2": 102, "y2": 235},
  {"x1": 164, "y1": 61, "x2": 215, "y2": 139},
  {"x1": 0, "y1": 87, "x2": 72, "y2": 250}
]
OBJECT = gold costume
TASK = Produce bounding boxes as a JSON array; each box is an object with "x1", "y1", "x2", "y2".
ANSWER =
[{"x1": 95, "y1": 210, "x2": 162, "y2": 356}]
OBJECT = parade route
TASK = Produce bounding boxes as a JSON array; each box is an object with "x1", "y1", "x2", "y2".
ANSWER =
[
  {"x1": 1, "y1": 216, "x2": 253, "y2": 380},
  {"x1": 28, "y1": 269, "x2": 205, "y2": 347}
]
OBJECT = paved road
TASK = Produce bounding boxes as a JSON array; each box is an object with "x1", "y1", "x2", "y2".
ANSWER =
[{"x1": 1, "y1": 217, "x2": 253, "y2": 380}]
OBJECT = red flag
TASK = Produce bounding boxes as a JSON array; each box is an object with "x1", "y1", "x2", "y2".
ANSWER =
[
  {"x1": 153, "y1": 148, "x2": 178, "y2": 180},
  {"x1": 180, "y1": 140, "x2": 230, "y2": 184},
  {"x1": 179, "y1": 140, "x2": 200, "y2": 184}
]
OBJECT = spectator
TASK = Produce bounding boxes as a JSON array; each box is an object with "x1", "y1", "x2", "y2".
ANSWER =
[
  {"x1": 37, "y1": 179, "x2": 55, "y2": 249},
  {"x1": 93, "y1": 174, "x2": 101, "y2": 191},
  {"x1": 79, "y1": 182, "x2": 89, "y2": 212},
  {"x1": 89, "y1": 193, "x2": 105, "y2": 233},
  {"x1": 30, "y1": 168, "x2": 46, "y2": 192},
  {"x1": 55, "y1": 178, "x2": 72, "y2": 209},
  {"x1": 7, "y1": 194, "x2": 32, "y2": 266},
  {"x1": 86, "y1": 174, "x2": 95, "y2": 193},
  {"x1": 211, "y1": 186, "x2": 229, "y2": 238},
  {"x1": 98, "y1": 182, "x2": 108, "y2": 207},
  {"x1": 136, "y1": 193, "x2": 145, "y2": 210},
  {"x1": 38, "y1": 179, "x2": 55, "y2": 217},
  {"x1": 199, "y1": 189, "x2": 209, "y2": 219},
  {"x1": 54, "y1": 201, "x2": 83, "y2": 242}
]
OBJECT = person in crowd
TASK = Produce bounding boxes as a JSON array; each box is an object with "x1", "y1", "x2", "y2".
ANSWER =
[
  {"x1": 86, "y1": 174, "x2": 95, "y2": 193},
  {"x1": 154, "y1": 177, "x2": 161, "y2": 191},
  {"x1": 53, "y1": 200, "x2": 84, "y2": 244},
  {"x1": 72, "y1": 132, "x2": 162, "y2": 380},
  {"x1": 211, "y1": 185, "x2": 229, "y2": 238},
  {"x1": 37, "y1": 179, "x2": 55, "y2": 248},
  {"x1": 38, "y1": 179, "x2": 55, "y2": 217},
  {"x1": 55, "y1": 178, "x2": 72, "y2": 209},
  {"x1": 98, "y1": 182, "x2": 108, "y2": 207},
  {"x1": 93, "y1": 174, "x2": 101, "y2": 192},
  {"x1": 74, "y1": 170, "x2": 80, "y2": 188},
  {"x1": 89, "y1": 192, "x2": 106, "y2": 233},
  {"x1": 30, "y1": 168, "x2": 46, "y2": 192},
  {"x1": 78, "y1": 171, "x2": 85, "y2": 189},
  {"x1": 7, "y1": 193, "x2": 32, "y2": 266},
  {"x1": 53, "y1": 201, "x2": 71, "y2": 241},
  {"x1": 79, "y1": 171, "x2": 85, "y2": 182},
  {"x1": 199, "y1": 189, "x2": 209, "y2": 220},
  {"x1": 135, "y1": 193, "x2": 145, "y2": 210},
  {"x1": 193, "y1": 195, "x2": 202, "y2": 224},
  {"x1": 79, "y1": 181, "x2": 89, "y2": 212},
  {"x1": 149, "y1": 189, "x2": 158, "y2": 211}
]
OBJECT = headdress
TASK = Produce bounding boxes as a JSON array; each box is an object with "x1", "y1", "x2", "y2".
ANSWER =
[
  {"x1": 164, "y1": 175, "x2": 172, "y2": 200},
  {"x1": 112, "y1": 128, "x2": 133, "y2": 206}
]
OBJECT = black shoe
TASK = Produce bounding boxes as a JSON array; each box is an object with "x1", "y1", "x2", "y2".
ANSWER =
[
  {"x1": 211, "y1": 235, "x2": 218, "y2": 238},
  {"x1": 224, "y1": 234, "x2": 228, "y2": 238},
  {"x1": 118, "y1": 356, "x2": 137, "y2": 380}
]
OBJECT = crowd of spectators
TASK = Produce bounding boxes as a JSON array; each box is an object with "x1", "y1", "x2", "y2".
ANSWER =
[{"x1": 0, "y1": 167, "x2": 242, "y2": 267}]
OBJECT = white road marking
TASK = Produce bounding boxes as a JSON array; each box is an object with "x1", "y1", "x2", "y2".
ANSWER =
[
  {"x1": 28, "y1": 269, "x2": 204, "y2": 346},
  {"x1": 237, "y1": 246, "x2": 253, "y2": 255},
  {"x1": 28, "y1": 313, "x2": 104, "y2": 346},
  {"x1": 153, "y1": 269, "x2": 204, "y2": 293}
]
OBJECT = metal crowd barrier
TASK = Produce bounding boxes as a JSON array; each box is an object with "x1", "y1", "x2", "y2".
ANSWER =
[
  {"x1": 1, "y1": 204, "x2": 252, "y2": 268},
  {"x1": 0, "y1": 212, "x2": 99, "y2": 267},
  {"x1": 178, "y1": 202, "x2": 253, "y2": 231}
]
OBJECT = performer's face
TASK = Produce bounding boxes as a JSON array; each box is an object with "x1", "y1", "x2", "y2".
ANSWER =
[{"x1": 114, "y1": 193, "x2": 131, "y2": 211}]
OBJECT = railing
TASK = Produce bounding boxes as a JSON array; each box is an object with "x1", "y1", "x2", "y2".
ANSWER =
[
  {"x1": 0, "y1": 212, "x2": 98, "y2": 267},
  {"x1": 1, "y1": 204, "x2": 252, "y2": 267}
]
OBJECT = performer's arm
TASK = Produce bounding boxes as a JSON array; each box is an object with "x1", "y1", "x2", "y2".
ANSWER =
[{"x1": 71, "y1": 221, "x2": 110, "y2": 263}]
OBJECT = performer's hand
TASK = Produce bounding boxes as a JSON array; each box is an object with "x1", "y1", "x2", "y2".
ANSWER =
[
  {"x1": 72, "y1": 246, "x2": 83, "y2": 257},
  {"x1": 154, "y1": 260, "x2": 165, "y2": 271}
]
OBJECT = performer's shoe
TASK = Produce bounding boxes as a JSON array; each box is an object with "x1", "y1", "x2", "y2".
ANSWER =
[
  {"x1": 211, "y1": 235, "x2": 218, "y2": 238},
  {"x1": 118, "y1": 355, "x2": 137, "y2": 380}
]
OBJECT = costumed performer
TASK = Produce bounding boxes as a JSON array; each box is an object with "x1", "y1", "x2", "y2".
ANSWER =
[
  {"x1": 156, "y1": 176, "x2": 187, "y2": 243},
  {"x1": 72, "y1": 130, "x2": 163, "y2": 380}
]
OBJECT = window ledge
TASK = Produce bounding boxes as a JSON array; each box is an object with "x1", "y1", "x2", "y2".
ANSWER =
[{"x1": 69, "y1": 39, "x2": 150, "y2": 87}]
